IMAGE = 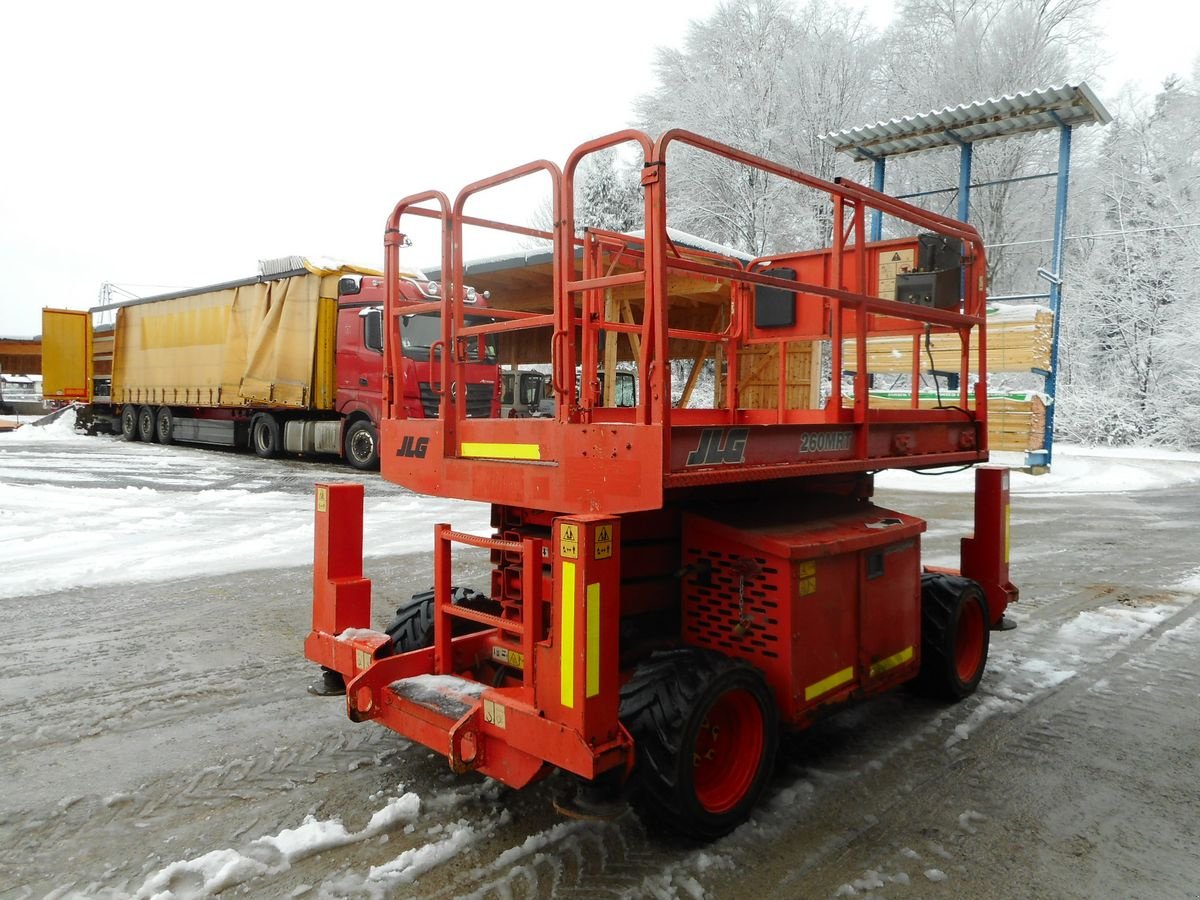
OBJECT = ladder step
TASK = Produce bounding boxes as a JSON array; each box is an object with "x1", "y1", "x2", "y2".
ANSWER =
[{"x1": 388, "y1": 674, "x2": 487, "y2": 721}]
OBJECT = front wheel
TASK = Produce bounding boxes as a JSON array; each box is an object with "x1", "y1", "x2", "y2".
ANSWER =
[
  {"x1": 620, "y1": 649, "x2": 778, "y2": 840},
  {"x1": 251, "y1": 414, "x2": 280, "y2": 458},
  {"x1": 914, "y1": 573, "x2": 990, "y2": 700},
  {"x1": 343, "y1": 420, "x2": 379, "y2": 470}
]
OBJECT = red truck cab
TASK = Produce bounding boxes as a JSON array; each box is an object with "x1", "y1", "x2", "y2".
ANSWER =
[{"x1": 335, "y1": 273, "x2": 498, "y2": 468}]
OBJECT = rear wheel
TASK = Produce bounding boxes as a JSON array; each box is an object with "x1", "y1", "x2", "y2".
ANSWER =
[
  {"x1": 344, "y1": 420, "x2": 379, "y2": 470},
  {"x1": 914, "y1": 573, "x2": 990, "y2": 700},
  {"x1": 381, "y1": 587, "x2": 499, "y2": 655},
  {"x1": 155, "y1": 407, "x2": 175, "y2": 445},
  {"x1": 137, "y1": 406, "x2": 155, "y2": 442},
  {"x1": 620, "y1": 648, "x2": 778, "y2": 840},
  {"x1": 120, "y1": 406, "x2": 139, "y2": 441},
  {"x1": 251, "y1": 414, "x2": 279, "y2": 458}
]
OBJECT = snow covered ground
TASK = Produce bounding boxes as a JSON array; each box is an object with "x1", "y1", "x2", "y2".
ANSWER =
[
  {"x1": 3, "y1": 413, "x2": 1200, "y2": 898},
  {"x1": 0, "y1": 411, "x2": 490, "y2": 601},
  {"x1": 3, "y1": 411, "x2": 1197, "y2": 603},
  {"x1": 877, "y1": 444, "x2": 1200, "y2": 495}
]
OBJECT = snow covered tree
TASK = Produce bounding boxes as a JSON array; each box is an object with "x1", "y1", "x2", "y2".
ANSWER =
[
  {"x1": 1058, "y1": 67, "x2": 1200, "y2": 447},
  {"x1": 574, "y1": 150, "x2": 643, "y2": 234},
  {"x1": 635, "y1": 0, "x2": 878, "y2": 254},
  {"x1": 873, "y1": 0, "x2": 1102, "y2": 291}
]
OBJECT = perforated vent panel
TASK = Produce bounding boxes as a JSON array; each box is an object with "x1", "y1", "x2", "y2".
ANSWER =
[{"x1": 682, "y1": 548, "x2": 783, "y2": 662}]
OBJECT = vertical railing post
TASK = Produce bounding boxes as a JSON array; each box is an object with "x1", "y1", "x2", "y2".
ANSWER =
[{"x1": 433, "y1": 523, "x2": 453, "y2": 675}]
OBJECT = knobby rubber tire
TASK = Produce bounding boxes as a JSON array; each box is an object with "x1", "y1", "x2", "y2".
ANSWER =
[
  {"x1": 620, "y1": 648, "x2": 778, "y2": 841},
  {"x1": 384, "y1": 592, "x2": 436, "y2": 654},
  {"x1": 914, "y1": 573, "x2": 990, "y2": 701},
  {"x1": 380, "y1": 587, "x2": 500, "y2": 656}
]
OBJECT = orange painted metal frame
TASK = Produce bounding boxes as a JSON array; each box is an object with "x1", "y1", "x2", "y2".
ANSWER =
[{"x1": 307, "y1": 129, "x2": 1016, "y2": 793}]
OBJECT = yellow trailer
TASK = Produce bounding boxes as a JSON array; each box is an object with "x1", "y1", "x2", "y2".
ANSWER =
[{"x1": 42, "y1": 257, "x2": 401, "y2": 467}]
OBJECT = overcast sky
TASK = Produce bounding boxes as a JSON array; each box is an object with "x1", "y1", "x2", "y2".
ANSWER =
[{"x1": 2, "y1": 0, "x2": 1195, "y2": 339}]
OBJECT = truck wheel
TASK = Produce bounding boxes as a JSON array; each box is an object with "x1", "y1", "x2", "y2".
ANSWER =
[
  {"x1": 620, "y1": 648, "x2": 778, "y2": 840},
  {"x1": 155, "y1": 407, "x2": 175, "y2": 445},
  {"x1": 251, "y1": 414, "x2": 279, "y2": 458},
  {"x1": 914, "y1": 573, "x2": 990, "y2": 700},
  {"x1": 344, "y1": 420, "x2": 379, "y2": 470},
  {"x1": 380, "y1": 587, "x2": 500, "y2": 655},
  {"x1": 137, "y1": 406, "x2": 156, "y2": 442},
  {"x1": 121, "y1": 406, "x2": 139, "y2": 441}
]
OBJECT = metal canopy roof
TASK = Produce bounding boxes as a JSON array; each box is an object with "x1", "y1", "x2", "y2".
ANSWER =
[{"x1": 821, "y1": 83, "x2": 1112, "y2": 162}]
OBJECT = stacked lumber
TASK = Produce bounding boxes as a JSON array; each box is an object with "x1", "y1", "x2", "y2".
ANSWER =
[
  {"x1": 841, "y1": 307, "x2": 1053, "y2": 375},
  {"x1": 862, "y1": 393, "x2": 1047, "y2": 451}
]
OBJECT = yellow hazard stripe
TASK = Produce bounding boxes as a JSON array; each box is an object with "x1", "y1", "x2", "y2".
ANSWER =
[
  {"x1": 586, "y1": 582, "x2": 600, "y2": 698},
  {"x1": 560, "y1": 562, "x2": 575, "y2": 708},
  {"x1": 460, "y1": 442, "x2": 541, "y2": 460},
  {"x1": 869, "y1": 646, "x2": 914, "y2": 678},
  {"x1": 805, "y1": 665, "x2": 854, "y2": 701},
  {"x1": 1004, "y1": 502, "x2": 1011, "y2": 565}
]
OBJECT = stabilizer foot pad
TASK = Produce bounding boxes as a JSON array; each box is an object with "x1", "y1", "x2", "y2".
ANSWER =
[{"x1": 308, "y1": 669, "x2": 347, "y2": 696}]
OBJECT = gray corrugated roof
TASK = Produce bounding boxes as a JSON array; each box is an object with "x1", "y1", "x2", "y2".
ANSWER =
[{"x1": 821, "y1": 83, "x2": 1111, "y2": 162}]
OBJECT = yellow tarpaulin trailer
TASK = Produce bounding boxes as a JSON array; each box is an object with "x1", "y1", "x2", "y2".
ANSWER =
[{"x1": 43, "y1": 259, "x2": 377, "y2": 411}]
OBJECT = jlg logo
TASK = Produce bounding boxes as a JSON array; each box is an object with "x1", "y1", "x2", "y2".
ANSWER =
[
  {"x1": 395, "y1": 436, "x2": 430, "y2": 459},
  {"x1": 686, "y1": 428, "x2": 749, "y2": 466}
]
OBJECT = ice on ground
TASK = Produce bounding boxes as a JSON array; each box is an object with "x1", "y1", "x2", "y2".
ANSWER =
[
  {"x1": 5, "y1": 414, "x2": 1198, "y2": 602},
  {"x1": 466, "y1": 820, "x2": 585, "y2": 881},
  {"x1": 1151, "y1": 615, "x2": 1200, "y2": 651},
  {"x1": 0, "y1": 423, "x2": 491, "y2": 601},
  {"x1": 364, "y1": 793, "x2": 422, "y2": 832},
  {"x1": 133, "y1": 791, "x2": 422, "y2": 898},
  {"x1": 877, "y1": 444, "x2": 1200, "y2": 495},
  {"x1": 365, "y1": 823, "x2": 477, "y2": 885},
  {"x1": 0, "y1": 407, "x2": 81, "y2": 439},
  {"x1": 135, "y1": 848, "x2": 271, "y2": 898},
  {"x1": 924, "y1": 868, "x2": 948, "y2": 882},
  {"x1": 1174, "y1": 568, "x2": 1200, "y2": 593},
  {"x1": 947, "y1": 594, "x2": 1194, "y2": 749}
]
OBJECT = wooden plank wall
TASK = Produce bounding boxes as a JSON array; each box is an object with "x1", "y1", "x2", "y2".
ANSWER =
[{"x1": 737, "y1": 341, "x2": 821, "y2": 410}]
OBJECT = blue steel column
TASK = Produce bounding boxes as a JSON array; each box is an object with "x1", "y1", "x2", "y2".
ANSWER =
[
  {"x1": 871, "y1": 156, "x2": 886, "y2": 241},
  {"x1": 1040, "y1": 123, "x2": 1072, "y2": 467},
  {"x1": 957, "y1": 141, "x2": 973, "y2": 222}
]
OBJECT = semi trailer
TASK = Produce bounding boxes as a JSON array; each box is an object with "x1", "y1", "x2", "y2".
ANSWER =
[
  {"x1": 41, "y1": 257, "x2": 499, "y2": 468},
  {"x1": 306, "y1": 130, "x2": 1017, "y2": 838}
]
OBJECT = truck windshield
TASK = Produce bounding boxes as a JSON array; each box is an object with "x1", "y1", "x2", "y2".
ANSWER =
[{"x1": 401, "y1": 313, "x2": 496, "y2": 362}]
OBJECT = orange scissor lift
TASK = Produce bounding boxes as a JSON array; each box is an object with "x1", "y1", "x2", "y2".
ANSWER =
[{"x1": 306, "y1": 130, "x2": 1018, "y2": 838}]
